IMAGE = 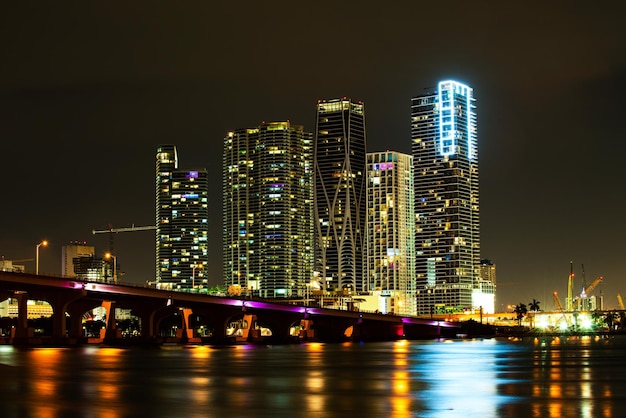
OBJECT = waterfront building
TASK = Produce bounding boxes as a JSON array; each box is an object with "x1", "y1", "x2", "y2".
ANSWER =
[
  {"x1": 366, "y1": 151, "x2": 416, "y2": 316},
  {"x1": 411, "y1": 80, "x2": 481, "y2": 315},
  {"x1": 61, "y1": 242, "x2": 95, "y2": 278},
  {"x1": 155, "y1": 145, "x2": 209, "y2": 290},
  {"x1": 479, "y1": 259, "x2": 496, "y2": 285},
  {"x1": 72, "y1": 256, "x2": 109, "y2": 282},
  {"x1": 7, "y1": 299, "x2": 53, "y2": 319},
  {"x1": 314, "y1": 98, "x2": 367, "y2": 294},
  {"x1": 223, "y1": 121, "x2": 313, "y2": 298},
  {"x1": 0, "y1": 260, "x2": 25, "y2": 273},
  {"x1": 475, "y1": 259, "x2": 496, "y2": 314}
]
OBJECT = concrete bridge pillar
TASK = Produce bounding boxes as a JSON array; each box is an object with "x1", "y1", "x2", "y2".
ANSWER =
[
  {"x1": 102, "y1": 300, "x2": 121, "y2": 340},
  {"x1": 306, "y1": 315, "x2": 355, "y2": 342},
  {"x1": 353, "y1": 318, "x2": 404, "y2": 342},
  {"x1": 300, "y1": 319, "x2": 316, "y2": 340},
  {"x1": 235, "y1": 314, "x2": 257, "y2": 343},
  {"x1": 46, "y1": 290, "x2": 87, "y2": 341},
  {"x1": 51, "y1": 302, "x2": 67, "y2": 340},
  {"x1": 66, "y1": 300, "x2": 102, "y2": 339},
  {"x1": 128, "y1": 300, "x2": 171, "y2": 339},
  {"x1": 253, "y1": 312, "x2": 303, "y2": 343},
  {"x1": 179, "y1": 308, "x2": 200, "y2": 343},
  {"x1": 190, "y1": 307, "x2": 239, "y2": 344},
  {"x1": 13, "y1": 292, "x2": 32, "y2": 339}
]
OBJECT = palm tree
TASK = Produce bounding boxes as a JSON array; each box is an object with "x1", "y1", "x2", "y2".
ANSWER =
[
  {"x1": 513, "y1": 303, "x2": 528, "y2": 326},
  {"x1": 529, "y1": 299, "x2": 541, "y2": 312},
  {"x1": 605, "y1": 312, "x2": 617, "y2": 330}
]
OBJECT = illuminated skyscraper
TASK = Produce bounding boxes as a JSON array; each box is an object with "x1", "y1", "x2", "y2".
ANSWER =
[
  {"x1": 156, "y1": 145, "x2": 209, "y2": 290},
  {"x1": 411, "y1": 80, "x2": 481, "y2": 315},
  {"x1": 223, "y1": 121, "x2": 313, "y2": 298},
  {"x1": 314, "y1": 98, "x2": 367, "y2": 294},
  {"x1": 366, "y1": 151, "x2": 416, "y2": 315}
]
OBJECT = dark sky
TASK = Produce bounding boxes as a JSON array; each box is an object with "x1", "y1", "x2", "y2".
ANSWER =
[{"x1": 1, "y1": 2, "x2": 625, "y2": 310}]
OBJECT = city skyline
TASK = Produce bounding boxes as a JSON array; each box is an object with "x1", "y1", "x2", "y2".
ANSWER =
[{"x1": 1, "y1": 2, "x2": 624, "y2": 310}]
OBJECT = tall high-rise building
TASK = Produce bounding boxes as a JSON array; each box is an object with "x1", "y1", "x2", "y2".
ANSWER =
[
  {"x1": 156, "y1": 145, "x2": 209, "y2": 290},
  {"x1": 223, "y1": 121, "x2": 313, "y2": 298},
  {"x1": 314, "y1": 98, "x2": 367, "y2": 293},
  {"x1": 366, "y1": 151, "x2": 416, "y2": 316},
  {"x1": 156, "y1": 145, "x2": 177, "y2": 284},
  {"x1": 411, "y1": 80, "x2": 480, "y2": 315}
]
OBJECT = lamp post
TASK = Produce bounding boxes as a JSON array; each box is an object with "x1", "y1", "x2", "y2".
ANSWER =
[
  {"x1": 105, "y1": 253, "x2": 117, "y2": 284},
  {"x1": 192, "y1": 264, "x2": 202, "y2": 292},
  {"x1": 35, "y1": 240, "x2": 48, "y2": 275}
]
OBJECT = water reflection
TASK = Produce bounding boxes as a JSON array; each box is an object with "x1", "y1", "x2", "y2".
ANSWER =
[
  {"x1": 30, "y1": 348, "x2": 62, "y2": 418},
  {"x1": 509, "y1": 335, "x2": 621, "y2": 418},
  {"x1": 415, "y1": 339, "x2": 504, "y2": 417},
  {"x1": 0, "y1": 337, "x2": 625, "y2": 417}
]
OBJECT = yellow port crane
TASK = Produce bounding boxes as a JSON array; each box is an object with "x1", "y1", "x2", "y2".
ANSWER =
[
  {"x1": 553, "y1": 291, "x2": 571, "y2": 327},
  {"x1": 553, "y1": 291, "x2": 565, "y2": 311},
  {"x1": 566, "y1": 262, "x2": 575, "y2": 311},
  {"x1": 572, "y1": 276, "x2": 603, "y2": 310}
]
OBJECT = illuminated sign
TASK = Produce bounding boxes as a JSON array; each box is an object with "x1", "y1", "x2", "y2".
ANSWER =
[
  {"x1": 186, "y1": 171, "x2": 198, "y2": 179},
  {"x1": 437, "y1": 80, "x2": 473, "y2": 158},
  {"x1": 372, "y1": 162, "x2": 394, "y2": 171}
]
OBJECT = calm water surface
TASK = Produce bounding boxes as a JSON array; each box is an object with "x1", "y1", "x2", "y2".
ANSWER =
[{"x1": 0, "y1": 335, "x2": 625, "y2": 418}]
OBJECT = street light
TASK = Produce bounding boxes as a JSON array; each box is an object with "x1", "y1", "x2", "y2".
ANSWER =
[
  {"x1": 192, "y1": 264, "x2": 202, "y2": 292},
  {"x1": 104, "y1": 253, "x2": 117, "y2": 284},
  {"x1": 35, "y1": 240, "x2": 48, "y2": 275}
]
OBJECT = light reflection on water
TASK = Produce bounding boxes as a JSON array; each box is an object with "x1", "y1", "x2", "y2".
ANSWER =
[{"x1": 0, "y1": 336, "x2": 626, "y2": 417}]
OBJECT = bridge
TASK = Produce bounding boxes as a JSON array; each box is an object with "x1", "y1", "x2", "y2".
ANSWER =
[{"x1": 0, "y1": 271, "x2": 460, "y2": 345}]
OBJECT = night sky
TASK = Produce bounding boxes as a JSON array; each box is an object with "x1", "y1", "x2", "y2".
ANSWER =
[{"x1": 1, "y1": 2, "x2": 625, "y2": 311}]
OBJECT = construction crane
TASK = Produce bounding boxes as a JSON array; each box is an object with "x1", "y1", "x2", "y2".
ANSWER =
[
  {"x1": 581, "y1": 264, "x2": 587, "y2": 299},
  {"x1": 566, "y1": 261, "x2": 575, "y2": 311},
  {"x1": 585, "y1": 276, "x2": 603, "y2": 297},
  {"x1": 92, "y1": 225, "x2": 156, "y2": 235},
  {"x1": 552, "y1": 291, "x2": 572, "y2": 328},
  {"x1": 2, "y1": 258, "x2": 34, "y2": 263},
  {"x1": 92, "y1": 224, "x2": 156, "y2": 253},
  {"x1": 553, "y1": 291, "x2": 565, "y2": 311},
  {"x1": 572, "y1": 276, "x2": 604, "y2": 311}
]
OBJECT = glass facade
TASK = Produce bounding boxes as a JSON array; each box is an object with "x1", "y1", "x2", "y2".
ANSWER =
[
  {"x1": 223, "y1": 122, "x2": 313, "y2": 298},
  {"x1": 314, "y1": 98, "x2": 367, "y2": 293},
  {"x1": 366, "y1": 151, "x2": 416, "y2": 316},
  {"x1": 411, "y1": 81, "x2": 480, "y2": 315},
  {"x1": 156, "y1": 145, "x2": 209, "y2": 290}
]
